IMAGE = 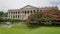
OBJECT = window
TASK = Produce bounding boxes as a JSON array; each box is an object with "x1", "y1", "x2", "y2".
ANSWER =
[
  {"x1": 11, "y1": 16, "x2": 12, "y2": 18},
  {"x1": 18, "y1": 12, "x2": 20, "y2": 14},
  {"x1": 9, "y1": 12, "x2": 10, "y2": 14},
  {"x1": 22, "y1": 16, "x2": 23, "y2": 19},
  {"x1": 16, "y1": 15, "x2": 17, "y2": 18},
  {"x1": 12, "y1": 12, "x2": 15, "y2": 14},
  {"x1": 22, "y1": 11, "x2": 24, "y2": 13},
  {"x1": 34, "y1": 10, "x2": 35, "y2": 12},
  {"x1": 31, "y1": 10, "x2": 32, "y2": 13},
  {"x1": 27, "y1": 10, "x2": 29, "y2": 14},
  {"x1": 25, "y1": 11, "x2": 26, "y2": 14},
  {"x1": 13, "y1": 15, "x2": 15, "y2": 18},
  {"x1": 18, "y1": 15, "x2": 20, "y2": 18},
  {"x1": 16, "y1": 12, "x2": 17, "y2": 14},
  {"x1": 37, "y1": 10, "x2": 39, "y2": 12},
  {"x1": 11, "y1": 12, "x2": 12, "y2": 14},
  {"x1": 40, "y1": 10, "x2": 42, "y2": 11}
]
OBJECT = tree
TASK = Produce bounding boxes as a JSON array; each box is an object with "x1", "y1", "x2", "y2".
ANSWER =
[
  {"x1": 43, "y1": 14, "x2": 52, "y2": 25},
  {"x1": 26, "y1": 12, "x2": 43, "y2": 27},
  {"x1": 0, "y1": 11, "x2": 4, "y2": 17},
  {"x1": 0, "y1": 11, "x2": 8, "y2": 18},
  {"x1": 4, "y1": 12, "x2": 8, "y2": 17},
  {"x1": 26, "y1": 11, "x2": 53, "y2": 27}
]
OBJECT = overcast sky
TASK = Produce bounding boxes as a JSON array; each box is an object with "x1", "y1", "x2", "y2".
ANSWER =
[{"x1": 0, "y1": 0, "x2": 60, "y2": 12}]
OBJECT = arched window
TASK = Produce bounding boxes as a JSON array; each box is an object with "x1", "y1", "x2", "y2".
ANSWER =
[
  {"x1": 37, "y1": 10, "x2": 39, "y2": 12},
  {"x1": 22, "y1": 11, "x2": 24, "y2": 13},
  {"x1": 18, "y1": 12, "x2": 20, "y2": 14},
  {"x1": 13, "y1": 15, "x2": 15, "y2": 18},
  {"x1": 27, "y1": 10, "x2": 29, "y2": 14},
  {"x1": 40, "y1": 10, "x2": 42, "y2": 11},
  {"x1": 31, "y1": 10, "x2": 32, "y2": 13},
  {"x1": 34, "y1": 10, "x2": 35, "y2": 12},
  {"x1": 25, "y1": 11, "x2": 26, "y2": 14},
  {"x1": 16, "y1": 15, "x2": 17, "y2": 18},
  {"x1": 16, "y1": 12, "x2": 17, "y2": 14}
]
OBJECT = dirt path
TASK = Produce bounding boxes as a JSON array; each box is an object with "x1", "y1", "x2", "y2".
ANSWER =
[{"x1": 0, "y1": 25, "x2": 12, "y2": 28}]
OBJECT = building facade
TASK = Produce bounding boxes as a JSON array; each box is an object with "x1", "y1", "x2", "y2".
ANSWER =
[{"x1": 8, "y1": 5, "x2": 58, "y2": 20}]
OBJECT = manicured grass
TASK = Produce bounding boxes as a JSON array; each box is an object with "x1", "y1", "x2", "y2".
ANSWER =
[
  {"x1": 0, "y1": 24, "x2": 60, "y2": 34},
  {"x1": 0, "y1": 24, "x2": 4, "y2": 26}
]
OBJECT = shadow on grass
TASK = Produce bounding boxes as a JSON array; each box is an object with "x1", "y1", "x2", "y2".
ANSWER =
[{"x1": 27, "y1": 25, "x2": 60, "y2": 29}]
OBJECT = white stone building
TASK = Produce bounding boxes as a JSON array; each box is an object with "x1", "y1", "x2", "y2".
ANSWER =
[{"x1": 8, "y1": 5, "x2": 58, "y2": 20}]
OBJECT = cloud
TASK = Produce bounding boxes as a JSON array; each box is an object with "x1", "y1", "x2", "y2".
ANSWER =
[
  {"x1": 0, "y1": 0, "x2": 60, "y2": 12},
  {"x1": 48, "y1": 0, "x2": 60, "y2": 5},
  {"x1": 48, "y1": 0, "x2": 60, "y2": 9}
]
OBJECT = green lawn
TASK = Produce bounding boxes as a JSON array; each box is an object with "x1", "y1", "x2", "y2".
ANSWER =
[
  {"x1": 0, "y1": 24, "x2": 4, "y2": 26},
  {"x1": 0, "y1": 24, "x2": 60, "y2": 34}
]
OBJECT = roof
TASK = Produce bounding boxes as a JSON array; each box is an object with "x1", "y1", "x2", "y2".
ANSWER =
[{"x1": 20, "y1": 5, "x2": 38, "y2": 9}]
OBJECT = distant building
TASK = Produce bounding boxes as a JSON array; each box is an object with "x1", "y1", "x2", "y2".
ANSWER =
[{"x1": 8, "y1": 5, "x2": 58, "y2": 20}]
